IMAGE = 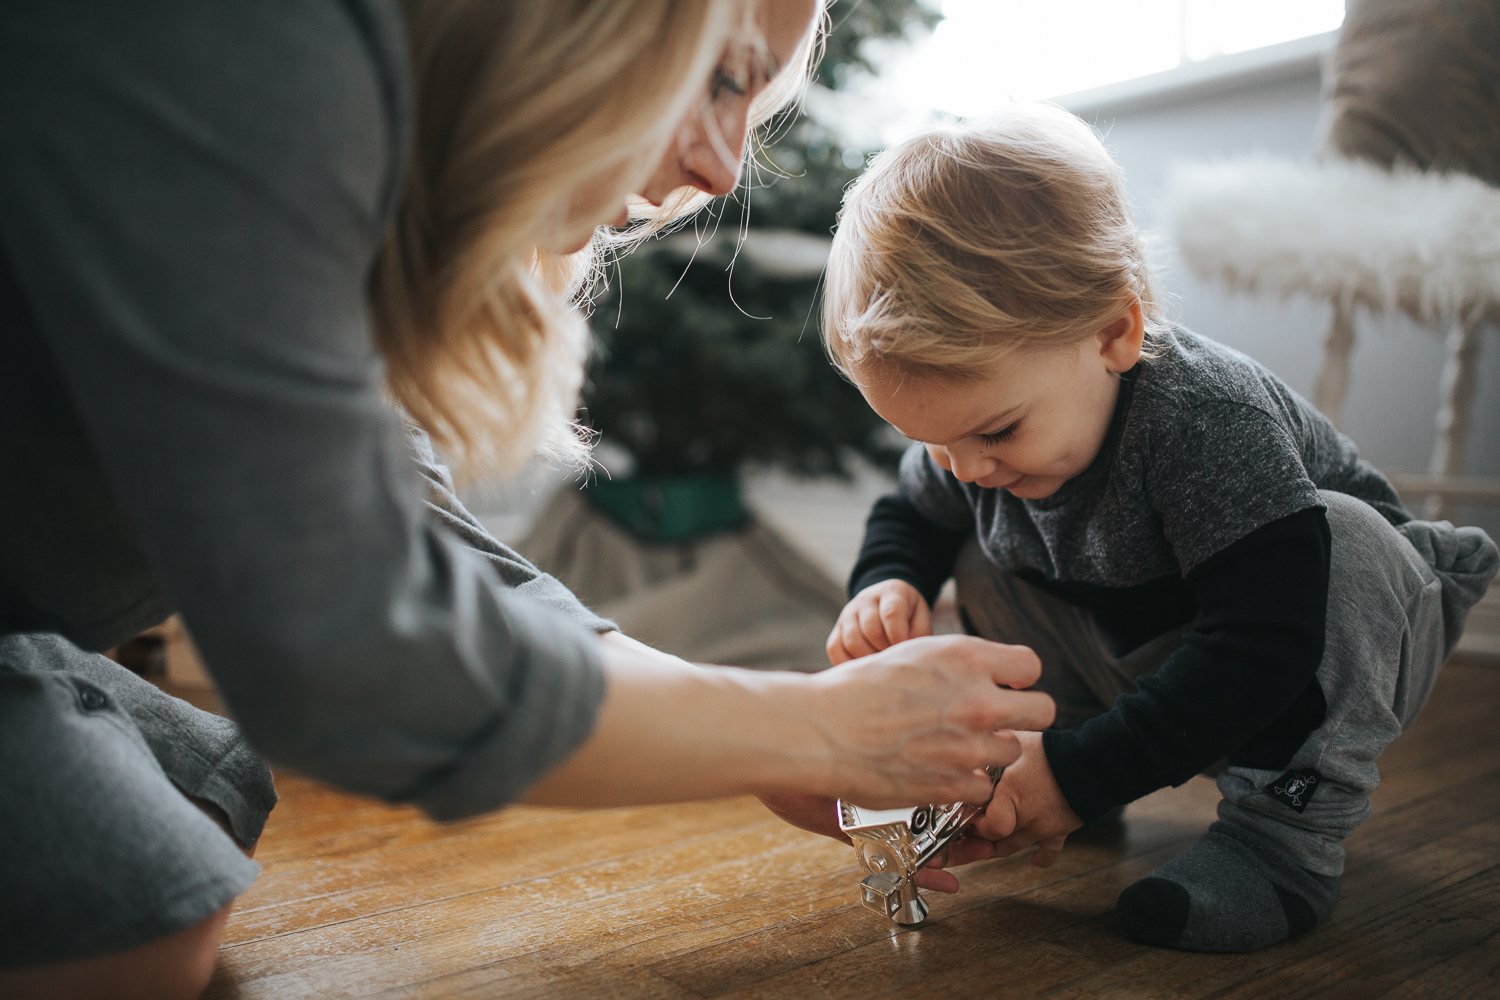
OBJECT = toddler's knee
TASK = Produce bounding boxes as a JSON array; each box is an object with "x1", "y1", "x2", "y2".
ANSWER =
[
  {"x1": 1317, "y1": 490, "x2": 1432, "y2": 591},
  {"x1": 1317, "y1": 489, "x2": 1397, "y2": 544}
]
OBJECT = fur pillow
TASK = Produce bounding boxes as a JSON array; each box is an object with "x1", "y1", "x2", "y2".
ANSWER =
[{"x1": 1317, "y1": 0, "x2": 1500, "y2": 186}]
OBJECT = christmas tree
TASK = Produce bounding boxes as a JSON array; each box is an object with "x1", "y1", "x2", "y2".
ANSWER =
[{"x1": 580, "y1": 0, "x2": 938, "y2": 540}]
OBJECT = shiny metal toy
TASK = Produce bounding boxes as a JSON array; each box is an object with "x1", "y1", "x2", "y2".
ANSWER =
[{"x1": 837, "y1": 768, "x2": 1001, "y2": 925}]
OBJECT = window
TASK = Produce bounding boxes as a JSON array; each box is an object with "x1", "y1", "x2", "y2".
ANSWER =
[{"x1": 881, "y1": 0, "x2": 1344, "y2": 114}]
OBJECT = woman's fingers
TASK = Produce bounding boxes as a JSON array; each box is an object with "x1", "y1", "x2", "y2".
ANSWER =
[
  {"x1": 812, "y1": 633, "x2": 1058, "y2": 807},
  {"x1": 978, "y1": 639, "x2": 1043, "y2": 690},
  {"x1": 757, "y1": 793, "x2": 848, "y2": 841},
  {"x1": 914, "y1": 866, "x2": 961, "y2": 893},
  {"x1": 984, "y1": 688, "x2": 1057, "y2": 733},
  {"x1": 911, "y1": 636, "x2": 1053, "y2": 729}
]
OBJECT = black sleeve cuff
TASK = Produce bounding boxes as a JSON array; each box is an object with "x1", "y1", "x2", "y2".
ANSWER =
[
  {"x1": 848, "y1": 494, "x2": 968, "y2": 604},
  {"x1": 1042, "y1": 716, "x2": 1169, "y2": 825}
]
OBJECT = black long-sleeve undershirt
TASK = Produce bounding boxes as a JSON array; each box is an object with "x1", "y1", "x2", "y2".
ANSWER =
[
  {"x1": 849, "y1": 494, "x2": 969, "y2": 606},
  {"x1": 849, "y1": 495, "x2": 1331, "y2": 823}
]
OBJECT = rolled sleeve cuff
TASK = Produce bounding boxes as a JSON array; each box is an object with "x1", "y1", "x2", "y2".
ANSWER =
[
  {"x1": 404, "y1": 597, "x2": 607, "y2": 821},
  {"x1": 515, "y1": 574, "x2": 616, "y2": 634}
]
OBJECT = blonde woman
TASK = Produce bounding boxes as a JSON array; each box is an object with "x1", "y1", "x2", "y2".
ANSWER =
[{"x1": 0, "y1": 1, "x2": 1054, "y2": 997}]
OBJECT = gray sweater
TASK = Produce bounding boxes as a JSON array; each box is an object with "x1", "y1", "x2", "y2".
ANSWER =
[{"x1": 0, "y1": 0, "x2": 607, "y2": 819}]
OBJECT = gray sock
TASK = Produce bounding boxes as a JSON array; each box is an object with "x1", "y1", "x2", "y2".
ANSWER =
[{"x1": 1117, "y1": 820, "x2": 1340, "y2": 953}]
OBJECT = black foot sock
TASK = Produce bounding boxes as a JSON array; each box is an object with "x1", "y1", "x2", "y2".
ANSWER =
[{"x1": 1117, "y1": 820, "x2": 1339, "y2": 953}]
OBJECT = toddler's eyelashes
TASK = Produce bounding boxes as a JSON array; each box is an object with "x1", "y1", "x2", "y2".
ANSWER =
[{"x1": 980, "y1": 423, "x2": 1019, "y2": 445}]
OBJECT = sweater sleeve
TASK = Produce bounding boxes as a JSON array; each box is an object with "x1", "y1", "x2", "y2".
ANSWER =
[
  {"x1": 1042, "y1": 506, "x2": 1331, "y2": 823},
  {"x1": 405, "y1": 426, "x2": 616, "y2": 633},
  {"x1": 0, "y1": 1, "x2": 605, "y2": 819},
  {"x1": 848, "y1": 494, "x2": 969, "y2": 605}
]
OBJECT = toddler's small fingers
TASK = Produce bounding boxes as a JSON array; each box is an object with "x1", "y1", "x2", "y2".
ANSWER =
[
  {"x1": 943, "y1": 835, "x2": 996, "y2": 868},
  {"x1": 1030, "y1": 835, "x2": 1067, "y2": 868},
  {"x1": 989, "y1": 829, "x2": 1038, "y2": 861},
  {"x1": 839, "y1": 622, "x2": 878, "y2": 661},
  {"x1": 878, "y1": 591, "x2": 910, "y2": 644},
  {"x1": 972, "y1": 791, "x2": 1018, "y2": 842},
  {"x1": 910, "y1": 594, "x2": 933, "y2": 638},
  {"x1": 855, "y1": 602, "x2": 891, "y2": 652}
]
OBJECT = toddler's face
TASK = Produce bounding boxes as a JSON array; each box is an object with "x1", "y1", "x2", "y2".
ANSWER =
[{"x1": 856, "y1": 309, "x2": 1143, "y2": 500}]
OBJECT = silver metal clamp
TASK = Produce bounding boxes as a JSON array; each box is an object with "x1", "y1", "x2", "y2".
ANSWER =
[{"x1": 837, "y1": 768, "x2": 1001, "y2": 925}]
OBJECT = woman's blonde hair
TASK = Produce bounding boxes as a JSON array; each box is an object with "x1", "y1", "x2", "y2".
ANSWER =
[
  {"x1": 822, "y1": 102, "x2": 1163, "y2": 382},
  {"x1": 373, "y1": 0, "x2": 822, "y2": 479}
]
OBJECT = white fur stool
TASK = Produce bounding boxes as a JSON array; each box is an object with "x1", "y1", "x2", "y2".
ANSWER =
[{"x1": 1167, "y1": 157, "x2": 1500, "y2": 520}]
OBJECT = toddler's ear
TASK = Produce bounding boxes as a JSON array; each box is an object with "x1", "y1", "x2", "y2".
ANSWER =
[{"x1": 1096, "y1": 299, "x2": 1145, "y2": 373}]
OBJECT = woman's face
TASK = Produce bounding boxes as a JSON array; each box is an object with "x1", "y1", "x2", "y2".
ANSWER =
[
  {"x1": 640, "y1": 0, "x2": 820, "y2": 206},
  {"x1": 541, "y1": 0, "x2": 819, "y2": 254}
]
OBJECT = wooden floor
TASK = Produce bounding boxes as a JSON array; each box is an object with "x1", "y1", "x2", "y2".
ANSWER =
[{"x1": 203, "y1": 656, "x2": 1500, "y2": 1000}]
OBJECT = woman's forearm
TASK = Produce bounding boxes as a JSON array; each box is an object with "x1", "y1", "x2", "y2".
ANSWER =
[
  {"x1": 523, "y1": 632, "x2": 1057, "y2": 810},
  {"x1": 522, "y1": 637, "x2": 825, "y2": 806}
]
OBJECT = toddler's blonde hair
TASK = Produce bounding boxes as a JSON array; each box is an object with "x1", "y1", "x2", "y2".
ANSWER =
[{"x1": 823, "y1": 102, "x2": 1163, "y2": 382}]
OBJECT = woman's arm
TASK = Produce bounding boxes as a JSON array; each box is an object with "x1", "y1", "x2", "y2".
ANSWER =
[
  {"x1": 527, "y1": 631, "x2": 1057, "y2": 809},
  {"x1": 406, "y1": 424, "x2": 617, "y2": 633},
  {"x1": 0, "y1": 2, "x2": 1054, "y2": 820}
]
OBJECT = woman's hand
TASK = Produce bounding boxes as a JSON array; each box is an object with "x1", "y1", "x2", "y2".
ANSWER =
[
  {"x1": 807, "y1": 635, "x2": 1055, "y2": 808},
  {"x1": 757, "y1": 793, "x2": 848, "y2": 842},
  {"x1": 972, "y1": 730, "x2": 1083, "y2": 867},
  {"x1": 525, "y1": 633, "x2": 1055, "y2": 811},
  {"x1": 827, "y1": 580, "x2": 932, "y2": 665}
]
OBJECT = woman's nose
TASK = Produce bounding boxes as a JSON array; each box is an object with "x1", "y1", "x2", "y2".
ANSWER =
[{"x1": 641, "y1": 106, "x2": 747, "y2": 204}]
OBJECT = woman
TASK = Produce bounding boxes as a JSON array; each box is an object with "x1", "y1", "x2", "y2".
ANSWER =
[{"x1": 0, "y1": 2, "x2": 1055, "y2": 997}]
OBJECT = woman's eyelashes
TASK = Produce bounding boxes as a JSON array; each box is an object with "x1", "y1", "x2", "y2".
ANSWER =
[
  {"x1": 979, "y1": 422, "x2": 1019, "y2": 446},
  {"x1": 710, "y1": 65, "x2": 748, "y2": 101},
  {"x1": 710, "y1": 40, "x2": 776, "y2": 104}
]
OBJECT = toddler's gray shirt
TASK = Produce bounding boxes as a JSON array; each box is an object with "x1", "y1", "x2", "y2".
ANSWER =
[
  {"x1": 901, "y1": 328, "x2": 1406, "y2": 587},
  {"x1": 889, "y1": 328, "x2": 1410, "y2": 818}
]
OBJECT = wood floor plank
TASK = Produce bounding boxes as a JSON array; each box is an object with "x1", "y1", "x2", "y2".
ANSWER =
[
  {"x1": 226, "y1": 798, "x2": 776, "y2": 943},
  {"x1": 649, "y1": 777, "x2": 1221, "y2": 999},
  {"x1": 205, "y1": 662, "x2": 1500, "y2": 999},
  {"x1": 1029, "y1": 815, "x2": 1500, "y2": 1000},
  {"x1": 1371, "y1": 922, "x2": 1500, "y2": 1000}
]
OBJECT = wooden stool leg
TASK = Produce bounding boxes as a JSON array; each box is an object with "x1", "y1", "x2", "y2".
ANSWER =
[
  {"x1": 1314, "y1": 299, "x2": 1356, "y2": 430},
  {"x1": 1427, "y1": 319, "x2": 1485, "y2": 521}
]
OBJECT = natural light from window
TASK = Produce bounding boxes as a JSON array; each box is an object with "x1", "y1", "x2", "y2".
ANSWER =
[{"x1": 821, "y1": 0, "x2": 1345, "y2": 147}]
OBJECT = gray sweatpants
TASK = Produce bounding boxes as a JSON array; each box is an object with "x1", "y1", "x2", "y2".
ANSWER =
[
  {"x1": 0, "y1": 633, "x2": 275, "y2": 966},
  {"x1": 955, "y1": 491, "x2": 1498, "y2": 877}
]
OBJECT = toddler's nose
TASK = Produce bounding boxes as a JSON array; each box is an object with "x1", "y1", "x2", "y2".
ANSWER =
[{"x1": 947, "y1": 450, "x2": 992, "y2": 484}]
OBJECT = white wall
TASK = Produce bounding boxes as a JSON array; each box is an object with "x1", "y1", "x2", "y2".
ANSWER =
[{"x1": 1072, "y1": 67, "x2": 1500, "y2": 537}]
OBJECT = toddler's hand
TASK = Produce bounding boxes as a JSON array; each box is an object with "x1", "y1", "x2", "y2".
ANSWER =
[
  {"x1": 973, "y1": 730, "x2": 1083, "y2": 867},
  {"x1": 826, "y1": 579, "x2": 932, "y2": 665}
]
